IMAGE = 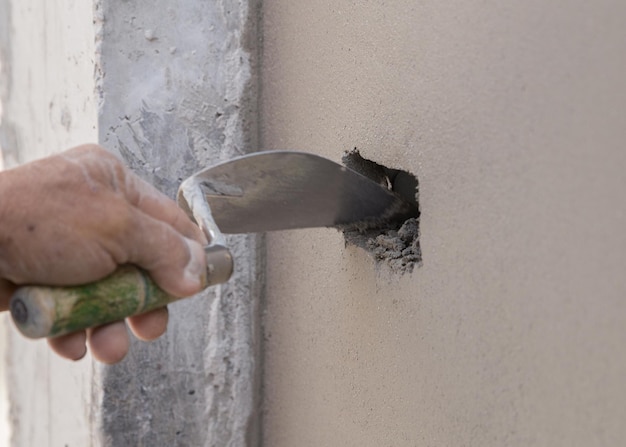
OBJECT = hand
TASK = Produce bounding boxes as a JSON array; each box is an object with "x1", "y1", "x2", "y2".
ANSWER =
[{"x1": 0, "y1": 144, "x2": 207, "y2": 364}]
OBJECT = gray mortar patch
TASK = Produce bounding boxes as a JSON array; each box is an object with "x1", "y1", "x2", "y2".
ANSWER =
[{"x1": 342, "y1": 149, "x2": 421, "y2": 274}]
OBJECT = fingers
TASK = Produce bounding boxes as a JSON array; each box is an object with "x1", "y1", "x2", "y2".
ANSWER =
[
  {"x1": 123, "y1": 209, "x2": 207, "y2": 297},
  {"x1": 124, "y1": 173, "x2": 207, "y2": 244},
  {"x1": 99, "y1": 154, "x2": 208, "y2": 297},
  {"x1": 47, "y1": 323, "x2": 129, "y2": 364},
  {"x1": 46, "y1": 307, "x2": 168, "y2": 364},
  {"x1": 48, "y1": 331, "x2": 87, "y2": 361},
  {"x1": 127, "y1": 307, "x2": 169, "y2": 341},
  {"x1": 87, "y1": 321, "x2": 130, "y2": 365}
]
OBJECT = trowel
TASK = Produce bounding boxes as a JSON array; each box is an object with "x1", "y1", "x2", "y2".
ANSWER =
[{"x1": 10, "y1": 151, "x2": 416, "y2": 339}]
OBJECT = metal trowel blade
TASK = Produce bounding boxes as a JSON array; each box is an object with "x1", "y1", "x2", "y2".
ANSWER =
[{"x1": 179, "y1": 151, "x2": 415, "y2": 234}]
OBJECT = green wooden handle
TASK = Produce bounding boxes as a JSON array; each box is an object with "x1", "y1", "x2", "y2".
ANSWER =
[
  {"x1": 9, "y1": 265, "x2": 177, "y2": 339},
  {"x1": 10, "y1": 245, "x2": 233, "y2": 339}
]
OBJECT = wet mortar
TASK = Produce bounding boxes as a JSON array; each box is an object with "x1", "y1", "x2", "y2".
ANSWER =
[{"x1": 341, "y1": 149, "x2": 421, "y2": 273}]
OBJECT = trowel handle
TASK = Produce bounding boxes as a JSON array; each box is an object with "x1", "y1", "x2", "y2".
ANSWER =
[{"x1": 9, "y1": 245, "x2": 233, "y2": 339}]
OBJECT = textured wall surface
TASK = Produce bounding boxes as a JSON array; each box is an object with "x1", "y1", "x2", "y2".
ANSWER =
[{"x1": 260, "y1": 1, "x2": 626, "y2": 446}]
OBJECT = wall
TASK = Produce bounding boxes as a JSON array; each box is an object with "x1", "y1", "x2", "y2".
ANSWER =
[{"x1": 260, "y1": 1, "x2": 626, "y2": 446}]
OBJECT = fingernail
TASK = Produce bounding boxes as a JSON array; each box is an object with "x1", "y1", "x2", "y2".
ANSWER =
[{"x1": 183, "y1": 238, "x2": 207, "y2": 292}]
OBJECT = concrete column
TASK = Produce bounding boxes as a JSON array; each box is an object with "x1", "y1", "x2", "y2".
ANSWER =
[{"x1": 1, "y1": 0, "x2": 261, "y2": 445}]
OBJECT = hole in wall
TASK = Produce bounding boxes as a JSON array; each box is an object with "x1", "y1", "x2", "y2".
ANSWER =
[{"x1": 341, "y1": 148, "x2": 421, "y2": 274}]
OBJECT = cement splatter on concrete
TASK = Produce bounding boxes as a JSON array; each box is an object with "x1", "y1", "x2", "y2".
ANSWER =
[
  {"x1": 366, "y1": 217, "x2": 421, "y2": 273},
  {"x1": 342, "y1": 149, "x2": 421, "y2": 273}
]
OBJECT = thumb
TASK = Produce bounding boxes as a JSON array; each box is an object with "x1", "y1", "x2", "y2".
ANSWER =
[{"x1": 121, "y1": 209, "x2": 207, "y2": 297}]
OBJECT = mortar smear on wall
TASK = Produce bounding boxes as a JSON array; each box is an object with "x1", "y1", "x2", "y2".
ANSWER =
[{"x1": 342, "y1": 149, "x2": 421, "y2": 273}]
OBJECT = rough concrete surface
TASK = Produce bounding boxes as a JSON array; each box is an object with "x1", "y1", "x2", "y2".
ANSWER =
[
  {"x1": 260, "y1": 1, "x2": 626, "y2": 446},
  {"x1": 96, "y1": 0, "x2": 262, "y2": 445}
]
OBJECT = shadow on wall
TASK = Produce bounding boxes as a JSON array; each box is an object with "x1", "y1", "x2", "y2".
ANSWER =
[{"x1": 342, "y1": 149, "x2": 421, "y2": 273}]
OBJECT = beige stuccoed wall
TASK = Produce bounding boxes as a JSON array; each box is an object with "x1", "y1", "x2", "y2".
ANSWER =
[{"x1": 260, "y1": 1, "x2": 626, "y2": 446}]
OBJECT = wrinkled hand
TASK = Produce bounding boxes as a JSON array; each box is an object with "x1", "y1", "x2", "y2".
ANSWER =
[{"x1": 0, "y1": 144, "x2": 207, "y2": 364}]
